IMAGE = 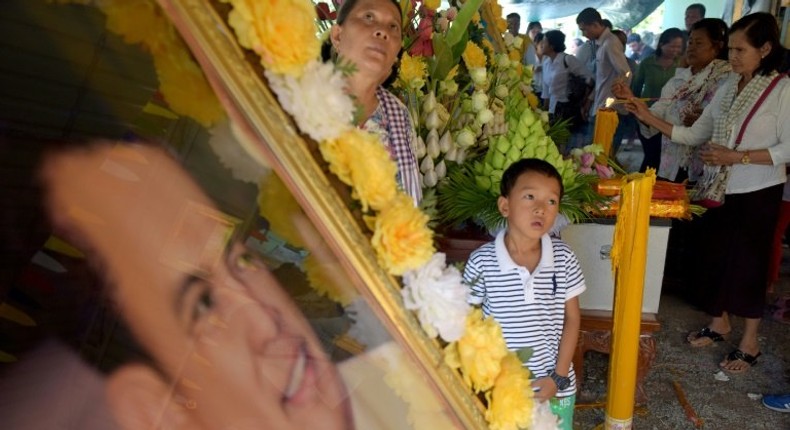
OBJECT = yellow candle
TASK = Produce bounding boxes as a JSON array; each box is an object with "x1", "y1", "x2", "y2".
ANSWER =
[
  {"x1": 593, "y1": 108, "x2": 619, "y2": 158},
  {"x1": 605, "y1": 169, "x2": 656, "y2": 430}
]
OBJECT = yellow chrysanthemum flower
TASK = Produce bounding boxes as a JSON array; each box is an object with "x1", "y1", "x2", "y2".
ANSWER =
[
  {"x1": 318, "y1": 131, "x2": 355, "y2": 186},
  {"x1": 303, "y1": 254, "x2": 357, "y2": 306},
  {"x1": 370, "y1": 195, "x2": 434, "y2": 275},
  {"x1": 346, "y1": 133, "x2": 399, "y2": 212},
  {"x1": 423, "y1": 0, "x2": 440, "y2": 11},
  {"x1": 462, "y1": 41, "x2": 486, "y2": 70},
  {"x1": 100, "y1": 0, "x2": 172, "y2": 54},
  {"x1": 445, "y1": 309, "x2": 509, "y2": 392},
  {"x1": 399, "y1": 53, "x2": 427, "y2": 90},
  {"x1": 155, "y1": 49, "x2": 225, "y2": 127},
  {"x1": 258, "y1": 173, "x2": 305, "y2": 248},
  {"x1": 485, "y1": 353, "x2": 534, "y2": 430},
  {"x1": 244, "y1": 0, "x2": 320, "y2": 76}
]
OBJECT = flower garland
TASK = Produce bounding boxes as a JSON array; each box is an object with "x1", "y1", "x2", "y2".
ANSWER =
[{"x1": 220, "y1": 0, "x2": 552, "y2": 428}]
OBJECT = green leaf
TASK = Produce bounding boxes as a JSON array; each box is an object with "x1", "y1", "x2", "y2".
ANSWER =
[
  {"x1": 445, "y1": 0, "x2": 484, "y2": 48},
  {"x1": 516, "y1": 347, "x2": 534, "y2": 363},
  {"x1": 430, "y1": 36, "x2": 455, "y2": 81}
]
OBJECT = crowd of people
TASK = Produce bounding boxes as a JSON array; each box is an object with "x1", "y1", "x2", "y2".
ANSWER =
[{"x1": 2, "y1": 1, "x2": 790, "y2": 429}]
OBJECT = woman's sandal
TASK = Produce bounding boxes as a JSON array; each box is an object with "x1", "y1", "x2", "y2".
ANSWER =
[
  {"x1": 720, "y1": 349, "x2": 761, "y2": 374},
  {"x1": 686, "y1": 327, "x2": 728, "y2": 347}
]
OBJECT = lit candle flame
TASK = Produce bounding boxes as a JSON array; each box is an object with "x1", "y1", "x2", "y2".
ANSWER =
[{"x1": 605, "y1": 97, "x2": 615, "y2": 108}]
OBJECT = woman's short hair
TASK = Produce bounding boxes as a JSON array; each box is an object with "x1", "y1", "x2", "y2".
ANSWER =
[
  {"x1": 691, "y1": 18, "x2": 729, "y2": 61},
  {"x1": 729, "y1": 12, "x2": 786, "y2": 76},
  {"x1": 543, "y1": 30, "x2": 566, "y2": 53},
  {"x1": 655, "y1": 27, "x2": 685, "y2": 58}
]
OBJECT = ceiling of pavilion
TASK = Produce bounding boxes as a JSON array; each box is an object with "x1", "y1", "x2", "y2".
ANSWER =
[{"x1": 502, "y1": 0, "x2": 665, "y2": 30}]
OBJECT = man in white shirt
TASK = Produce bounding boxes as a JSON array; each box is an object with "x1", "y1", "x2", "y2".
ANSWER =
[{"x1": 576, "y1": 8, "x2": 631, "y2": 154}]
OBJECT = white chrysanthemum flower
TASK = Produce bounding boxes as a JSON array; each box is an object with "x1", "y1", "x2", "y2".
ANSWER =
[
  {"x1": 532, "y1": 400, "x2": 561, "y2": 429},
  {"x1": 265, "y1": 60, "x2": 354, "y2": 142},
  {"x1": 402, "y1": 253, "x2": 469, "y2": 342}
]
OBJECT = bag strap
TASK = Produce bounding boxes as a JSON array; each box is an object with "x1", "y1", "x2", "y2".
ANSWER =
[{"x1": 735, "y1": 73, "x2": 787, "y2": 146}]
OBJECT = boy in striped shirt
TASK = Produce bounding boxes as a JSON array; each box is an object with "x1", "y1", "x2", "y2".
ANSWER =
[{"x1": 463, "y1": 159, "x2": 585, "y2": 429}]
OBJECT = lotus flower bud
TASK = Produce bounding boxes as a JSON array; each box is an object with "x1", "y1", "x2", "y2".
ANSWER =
[
  {"x1": 420, "y1": 155, "x2": 434, "y2": 173},
  {"x1": 456, "y1": 128, "x2": 475, "y2": 148},
  {"x1": 495, "y1": 85, "x2": 509, "y2": 99},
  {"x1": 477, "y1": 108, "x2": 494, "y2": 124},
  {"x1": 471, "y1": 92, "x2": 488, "y2": 112},
  {"x1": 422, "y1": 91, "x2": 437, "y2": 113},
  {"x1": 445, "y1": 146, "x2": 458, "y2": 162},
  {"x1": 435, "y1": 160, "x2": 447, "y2": 179},
  {"x1": 496, "y1": 53, "x2": 510, "y2": 68},
  {"x1": 423, "y1": 169, "x2": 438, "y2": 187},
  {"x1": 439, "y1": 131, "x2": 452, "y2": 153},
  {"x1": 426, "y1": 128, "x2": 439, "y2": 147},
  {"x1": 425, "y1": 110, "x2": 441, "y2": 130},
  {"x1": 414, "y1": 136, "x2": 427, "y2": 159},
  {"x1": 427, "y1": 136, "x2": 441, "y2": 159},
  {"x1": 469, "y1": 67, "x2": 487, "y2": 85},
  {"x1": 456, "y1": 148, "x2": 467, "y2": 164},
  {"x1": 540, "y1": 111, "x2": 550, "y2": 124}
]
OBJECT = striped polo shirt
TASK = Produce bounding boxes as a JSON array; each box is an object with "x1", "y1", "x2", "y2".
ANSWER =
[{"x1": 463, "y1": 230, "x2": 586, "y2": 397}]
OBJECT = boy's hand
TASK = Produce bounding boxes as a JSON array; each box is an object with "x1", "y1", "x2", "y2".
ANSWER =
[{"x1": 531, "y1": 376, "x2": 558, "y2": 402}]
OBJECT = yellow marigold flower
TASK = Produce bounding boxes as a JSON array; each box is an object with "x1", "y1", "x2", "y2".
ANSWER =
[
  {"x1": 398, "y1": 53, "x2": 427, "y2": 90},
  {"x1": 485, "y1": 352, "x2": 534, "y2": 430},
  {"x1": 304, "y1": 254, "x2": 357, "y2": 306},
  {"x1": 445, "y1": 309, "x2": 509, "y2": 392},
  {"x1": 462, "y1": 41, "x2": 486, "y2": 70},
  {"x1": 258, "y1": 173, "x2": 305, "y2": 248},
  {"x1": 423, "y1": 0, "x2": 440, "y2": 11},
  {"x1": 247, "y1": 0, "x2": 320, "y2": 76},
  {"x1": 527, "y1": 92, "x2": 539, "y2": 110},
  {"x1": 508, "y1": 48, "x2": 521, "y2": 62},
  {"x1": 370, "y1": 195, "x2": 434, "y2": 275},
  {"x1": 446, "y1": 65, "x2": 459, "y2": 81},
  {"x1": 155, "y1": 49, "x2": 225, "y2": 127}
]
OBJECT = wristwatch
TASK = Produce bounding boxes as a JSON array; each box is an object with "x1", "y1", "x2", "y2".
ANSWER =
[
  {"x1": 741, "y1": 151, "x2": 751, "y2": 165},
  {"x1": 549, "y1": 370, "x2": 571, "y2": 391}
]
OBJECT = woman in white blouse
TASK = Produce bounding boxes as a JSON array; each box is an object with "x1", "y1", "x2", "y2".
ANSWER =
[
  {"x1": 539, "y1": 30, "x2": 593, "y2": 129},
  {"x1": 620, "y1": 12, "x2": 790, "y2": 374}
]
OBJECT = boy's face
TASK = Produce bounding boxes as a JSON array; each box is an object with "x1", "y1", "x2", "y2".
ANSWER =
[
  {"x1": 498, "y1": 171, "x2": 561, "y2": 241},
  {"x1": 43, "y1": 144, "x2": 351, "y2": 430}
]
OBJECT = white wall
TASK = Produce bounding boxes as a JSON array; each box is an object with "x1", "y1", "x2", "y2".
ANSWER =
[{"x1": 662, "y1": 0, "x2": 725, "y2": 30}]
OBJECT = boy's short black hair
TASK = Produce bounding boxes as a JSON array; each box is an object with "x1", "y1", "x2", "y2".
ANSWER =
[{"x1": 500, "y1": 158, "x2": 564, "y2": 199}]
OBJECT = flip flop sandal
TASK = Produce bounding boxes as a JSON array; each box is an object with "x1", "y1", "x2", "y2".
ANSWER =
[
  {"x1": 721, "y1": 349, "x2": 762, "y2": 373},
  {"x1": 686, "y1": 327, "x2": 727, "y2": 347}
]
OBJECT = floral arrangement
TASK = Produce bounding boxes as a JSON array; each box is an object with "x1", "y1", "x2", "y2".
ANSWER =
[
  {"x1": 387, "y1": 0, "x2": 605, "y2": 232},
  {"x1": 223, "y1": 0, "x2": 558, "y2": 428}
]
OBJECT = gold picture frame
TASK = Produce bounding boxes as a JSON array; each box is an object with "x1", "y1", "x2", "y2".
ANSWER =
[{"x1": 156, "y1": 0, "x2": 487, "y2": 428}]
